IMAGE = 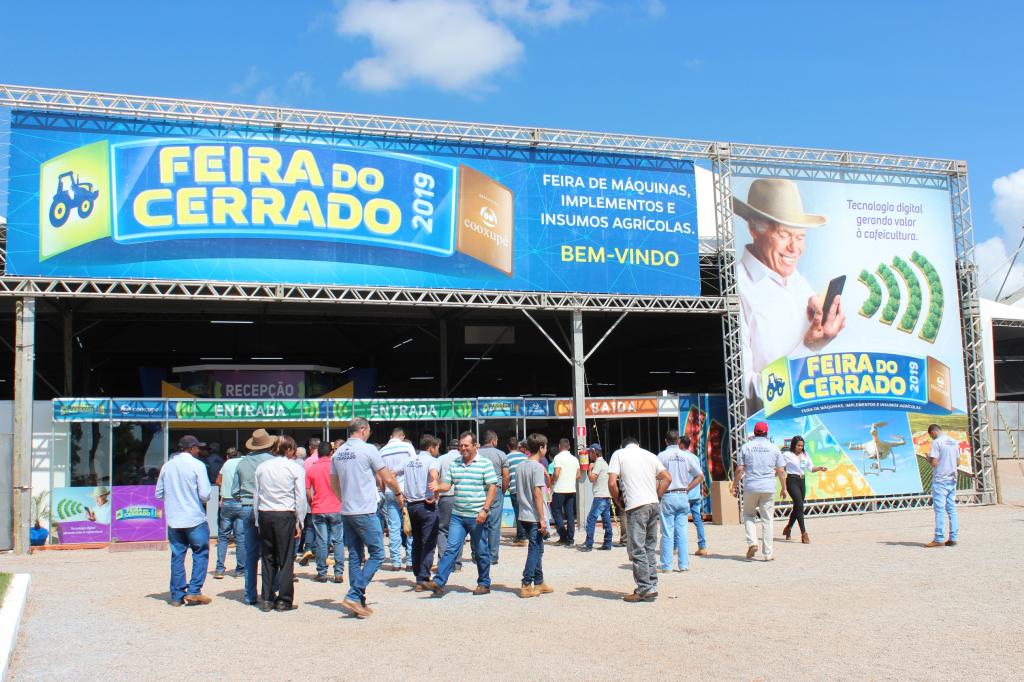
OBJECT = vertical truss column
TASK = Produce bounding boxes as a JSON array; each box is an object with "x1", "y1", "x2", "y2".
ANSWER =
[
  {"x1": 712, "y1": 144, "x2": 746, "y2": 485},
  {"x1": 951, "y1": 162, "x2": 994, "y2": 503}
]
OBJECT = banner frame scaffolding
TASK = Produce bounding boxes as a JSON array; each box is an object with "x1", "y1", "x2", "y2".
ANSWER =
[{"x1": 0, "y1": 85, "x2": 993, "y2": 553}]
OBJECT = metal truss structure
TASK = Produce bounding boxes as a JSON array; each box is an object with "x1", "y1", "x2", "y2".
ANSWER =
[
  {"x1": 772, "y1": 489, "x2": 988, "y2": 520},
  {"x1": 991, "y1": 318, "x2": 1024, "y2": 328},
  {"x1": 951, "y1": 164, "x2": 997, "y2": 504},
  {"x1": 0, "y1": 84, "x2": 995, "y2": 518}
]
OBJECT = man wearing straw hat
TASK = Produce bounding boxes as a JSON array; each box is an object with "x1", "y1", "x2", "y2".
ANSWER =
[
  {"x1": 733, "y1": 178, "x2": 846, "y2": 414},
  {"x1": 231, "y1": 428, "x2": 278, "y2": 606}
]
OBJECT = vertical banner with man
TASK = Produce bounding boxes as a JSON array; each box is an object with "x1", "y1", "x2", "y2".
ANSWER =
[{"x1": 732, "y1": 175, "x2": 973, "y2": 501}]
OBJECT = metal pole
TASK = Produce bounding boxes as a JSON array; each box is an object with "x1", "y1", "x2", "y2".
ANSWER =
[
  {"x1": 63, "y1": 305, "x2": 73, "y2": 396},
  {"x1": 571, "y1": 310, "x2": 590, "y2": 528},
  {"x1": 439, "y1": 318, "x2": 448, "y2": 398},
  {"x1": 13, "y1": 298, "x2": 36, "y2": 555}
]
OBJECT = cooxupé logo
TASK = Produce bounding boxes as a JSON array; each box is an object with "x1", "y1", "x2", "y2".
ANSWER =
[
  {"x1": 479, "y1": 205, "x2": 498, "y2": 229},
  {"x1": 48, "y1": 171, "x2": 100, "y2": 227}
]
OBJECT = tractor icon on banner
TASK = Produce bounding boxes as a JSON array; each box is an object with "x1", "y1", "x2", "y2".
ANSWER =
[
  {"x1": 765, "y1": 373, "x2": 786, "y2": 401},
  {"x1": 48, "y1": 171, "x2": 99, "y2": 227}
]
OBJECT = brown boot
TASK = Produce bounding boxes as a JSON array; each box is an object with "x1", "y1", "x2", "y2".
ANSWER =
[
  {"x1": 518, "y1": 584, "x2": 538, "y2": 598},
  {"x1": 183, "y1": 594, "x2": 211, "y2": 606},
  {"x1": 782, "y1": 525, "x2": 791, "y2": 540},
  {"x1": 472, "y1": 586, "x2": 491, "y2": 596},
  {"x1": 801, "y1": 532, "x2": 810, "y2": 544},
  {"x1": 535, "y1": 583, "x2": 553, "y2": 594}
]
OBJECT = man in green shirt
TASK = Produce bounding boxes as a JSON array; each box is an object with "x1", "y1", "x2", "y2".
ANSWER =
[{"x1": 424, "y1": 431, "x2": 497, "y2": 596}]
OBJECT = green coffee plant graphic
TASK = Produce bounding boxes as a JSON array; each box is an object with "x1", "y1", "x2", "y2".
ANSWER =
[
  {"x1": 876, "y1": 263, "x2": 900, "y2": 325},
  {"x1": 858, "y1": 269, "x2": 882, "y2": 317},
  {"x1": 891, "y1": 256, "x2": 922, "y2": 333},
  {"x1": 56, "y1": 497, "x2": 85, "y2": 520},
  {"x1": 910, "y1": 251, "x2": 942, "y2": 343}
]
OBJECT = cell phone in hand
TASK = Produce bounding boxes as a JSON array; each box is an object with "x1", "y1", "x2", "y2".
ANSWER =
[{"x1": 821, "y1": 275, "x2": 846, "y2": 320}]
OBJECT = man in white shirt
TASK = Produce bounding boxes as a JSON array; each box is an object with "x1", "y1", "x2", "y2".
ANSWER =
[
  {"x1": 379, "y1": 427, "x2": 416, "y2": 570},
  {"x1": 609, "y1": 437, "x2": 671, "y2": 602},
  {"x1": 551, "y1": 438, "x2": 581, "y2": 546},
  {"x1": 657, "y1": 432, "x2": 704, "y2": 572},
  {"x1": 731, "y1": 422, "x2": 786, "y2": 561},
  {"x1": 734, "y1": 178, "x2": 846, "y2": 415},
  {"x1": 925, "y1": 424, "x2": 960, "y2": 548},
  {"x1": 253, "y1": 436, "x2": 307, "y2": 612}
]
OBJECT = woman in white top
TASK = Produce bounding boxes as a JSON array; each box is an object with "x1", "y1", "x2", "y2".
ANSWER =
[{"x1": 781, "y1": 436, "x2": 827, "y2": 544}]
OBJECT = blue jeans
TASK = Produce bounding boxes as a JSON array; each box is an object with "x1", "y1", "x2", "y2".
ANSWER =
[
  {"x1": 434, "y1": 514, "x2": 490, "y2": 588},
  {"x1": 312, "y1": 512, "x2": 345, "y2": 577},
  {"x1": 216, "y1": 500, "x2": 246, "y2": 572},
  {"x1": 659, "y1": 492, "x2": 691, "y2": 571},
  {"x1": 584, "y1": 497, "x2": 613, "y2": 548},
  {"x1": 383, "y1": 489, "x2": 412, "y2": 566},
  {"x1": 932, "y1": 479, "x2": 959, "y2": 542},
  {"x1": 168, "y1": 522, "x2": 210, "y2": 601},
  {"x1": 520, "y1": 521, "x2": 545, "y2": 586},
  {"x1": 342, "y1": 513, "x2": 385, "y2": 603},
  {"x1": 487, "y1": 496, "x2": 504, "y2": 563},
  {"x1": 689, "y1": 496, "x2": 707, "y2": 549},
  {"x1": 509, "y1": 493, "x2": 526, "y2": 541},
  {"x1": 240, "y1": 506, "x2": 262, "y2": 604}
]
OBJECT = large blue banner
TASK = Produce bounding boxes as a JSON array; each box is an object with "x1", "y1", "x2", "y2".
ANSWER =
[{"x1": 6, "y1": 112, "x2": 700, "y2": 296}]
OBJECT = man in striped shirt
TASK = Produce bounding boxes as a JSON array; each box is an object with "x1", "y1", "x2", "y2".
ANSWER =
[
  {"x1": 506, "y1": 440, "x2": 528, "y2": 546},
  {"x1": 425, "y1": 431, "x2": 498, "y2": 596}
]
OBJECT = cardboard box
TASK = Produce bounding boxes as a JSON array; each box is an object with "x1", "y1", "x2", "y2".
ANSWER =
[{"x1": 710, "y1": 480, "x2": 740, "y2": 525}]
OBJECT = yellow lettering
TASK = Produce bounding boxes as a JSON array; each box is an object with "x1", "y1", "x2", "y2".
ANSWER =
[
  {"x1": 176, "y1": 188, "x2": 208, "y2": 226},
  {"x1": 159, "y1": 146, "x2": 190, "y2": 184},
  {"x1": 806, "y1": 356, "x2": 820, "y2": 377},
  {"x1": 798, "y1": 379, "x2": 815, "y2": 400},
  {"x1": 857, "y1": 354, "x2": 872, "y2": 373},
  {"x1": 132, "y1": 189, "x2": 173, "y2": 227},
  {"x1": 247, "y1": 147, "x2": 283, "y2": 184},
  {"x1": 364, "y1": 198, "x2": 400, "y2": 234},
  {"x1": 285, "y1": 190, "x2": 326, "y2": 227},
  {"x1": 282, "y1": 150, "x2": 323, "y2": 187},
  {"x1": 561, "y1": 245, "x2": 573, "y2": 261},
  {"x1": 841, "y1": 354, "x2": 856, "y2": 374},
  {"x1": 211, "y1": 187, "x2": 247, "y2": 225},
  {"x1": 229, "y1": 146, "x2": 243, "y2": 184},
  {"x1": 327, "y1": 193, "x2": 361, "y2": 230},
  {"x1": 332, "y1": 164, "x2": 356, "y2": 190},
  {"x1": 359, "y1": 167, "x2": 383, "y2": 193},
  {"x1": 250, "y1": 187, "x2": 286, "y2": 225},
  {"x1": 194, "y1": 146, "x2": 226, "y2": 183}
]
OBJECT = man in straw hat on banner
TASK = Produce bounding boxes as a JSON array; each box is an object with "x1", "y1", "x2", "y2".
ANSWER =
[
  {"x1": 733, "y1": 178, "x2": 846, "y2": 414},
  {"x1": 231, "y1": 428, "x2": 278, "y2": 606}
]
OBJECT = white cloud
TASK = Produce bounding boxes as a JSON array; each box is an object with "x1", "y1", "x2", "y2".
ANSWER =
[
  {"x1": 230, "y1": 68, "x2": 315, "y2": 106},
  {"x1": 993, "y1": 169, "x2": 1024, "y2": 241},
  {"x1": 646, "y1": 0, "x2": 666, "y2": 17},
  {"x1": 978, "y1": 168, "x2": 1024, "y2": 300},
  {"x1": 338, "y1": 0, "x2": 524, "y2": 92},
  {"x1": 336, "y1": 0, "x2": 596, "y2": 93},
  {"x1": 489, "y1": 0, "x2": 596, "y2": 25}
]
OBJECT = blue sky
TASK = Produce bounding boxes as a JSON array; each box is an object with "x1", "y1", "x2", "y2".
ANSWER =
[{"x1": 2, "y1": 0, "x2": 1023, "y2": 296}]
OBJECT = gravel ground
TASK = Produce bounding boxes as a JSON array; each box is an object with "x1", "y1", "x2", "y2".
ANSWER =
[{"x1": 3, "y1": 481, "x2": 1023, "y2": 681}]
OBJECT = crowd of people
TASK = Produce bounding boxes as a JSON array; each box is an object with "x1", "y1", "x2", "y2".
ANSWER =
[{"x1": 154, "y1": 418, "x2": 963, "y2": 614}]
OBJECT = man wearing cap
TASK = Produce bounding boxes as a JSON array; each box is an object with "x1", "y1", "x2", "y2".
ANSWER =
[
  {"x1": 156, "y1": 435, "x2": 213, "y2": 606},
  {"x1": 731, "y1": 422, "x2": 787, "y2": 561},
  {"x1": 734, "y1": 178, "x2": 846, "y2": 414},
  {"x1": 581, "y1": 444, "x2": 613, "y2": 551},
  {"x1": 231, "y1": 428, "x2": 277, "y2": 605},
  {"x1": 924, "y1": 424, "x2": 961, "y2": 548}
]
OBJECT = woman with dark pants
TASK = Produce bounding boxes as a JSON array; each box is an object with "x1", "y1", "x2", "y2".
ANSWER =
[{"x1": 781, "y1": 436, "x2": 827, "y2": 543}]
